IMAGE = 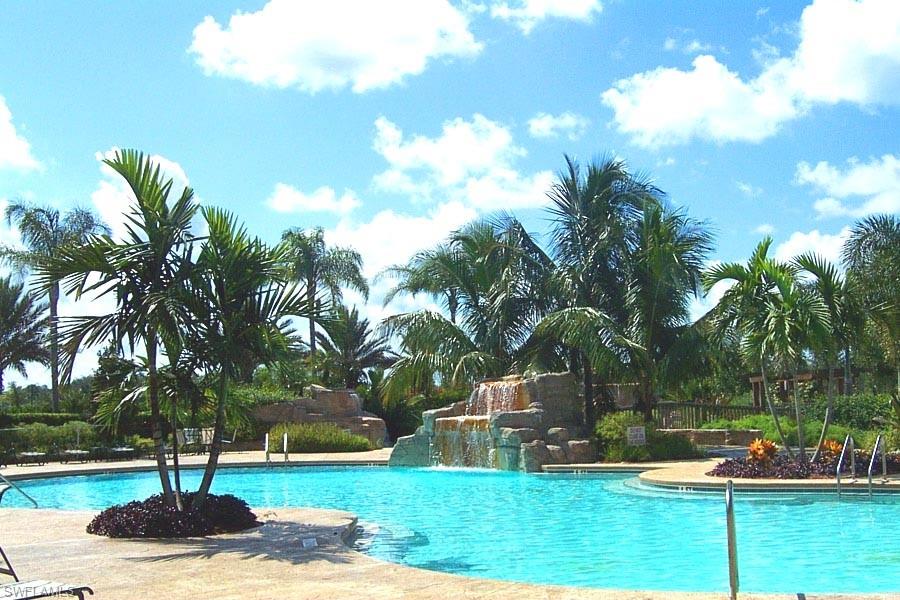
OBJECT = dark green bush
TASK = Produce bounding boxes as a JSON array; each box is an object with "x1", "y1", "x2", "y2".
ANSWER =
[
  {"x1": 700, "y1": 414, "x2": 863, "y2": 448},
  {"x1": 0, "y1": 412, "x2": 82, "y2": 427},
  {"x1": 3, "y1": 420, "x2": 98, "y2": 451},
  {"x1": 807, "y1": 393, "x2": 892, "y2": 430},
  {"x1": 87, "y1": 492, "x2": 259, "y2": 538},
  {"x1": 269, "y1": 422, "x2": 371, "y2": 453},
  {"x1": 595, "y1": 412, "x2": 702, "y2": 462}
]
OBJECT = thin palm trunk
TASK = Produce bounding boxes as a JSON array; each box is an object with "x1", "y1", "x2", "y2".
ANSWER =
[
  {"x1": 843, "y1": 345, "x2": 853, "y2": 395},
  {"x1": 147, "y1": 332, "x2": 175, "y2": 505},
  {"x1": 793, "y1": 367, "x2": 807, "y2": 463},
  {"x1": 194, "y1": 373, "x2": 229, "y2": 509},
  {"x1": 49, "y1": 283, "x2": 60, "y2": 412},
  {"x1": 308, "y1": 277, "x2": 317, "y2": 353},
  {"x1": 760, "y1": 358, "x2": 794, "y2": 459},
  {"x1": 171, "y1": 401, "x2": 184, "y2": 511},
  {"x1": 582, "y1": 356, "x2": 595, "y2": 430},
  {"x1": 812, "y1": 361, "x2": 835, "y2": 462}
]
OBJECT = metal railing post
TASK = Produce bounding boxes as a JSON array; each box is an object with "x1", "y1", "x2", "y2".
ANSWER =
[
  {"x1": 836, "y1": 434, "x2": 856, "y2": 498},
  {"x1": 726, "y1": 480, "x2": 739, "y2": 600},
  {"x1": 868, "y1": 434, "x2": 884, "y2": 498},
  {"x1": 0, "y1": 473, "x2": 38, "y2": 508}
]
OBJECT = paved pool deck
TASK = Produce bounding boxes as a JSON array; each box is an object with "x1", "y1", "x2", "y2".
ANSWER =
[
  {"x1": 1, "y1": 506, "x2": 896, "y2": 600},
  {"x1": 2, "y1": 453, "x2": 900, "y2": 598}
]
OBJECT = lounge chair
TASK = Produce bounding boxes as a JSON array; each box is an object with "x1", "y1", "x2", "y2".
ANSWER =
[{"x1": 1, "y1": 545, "x2": 93, "y2": 599}]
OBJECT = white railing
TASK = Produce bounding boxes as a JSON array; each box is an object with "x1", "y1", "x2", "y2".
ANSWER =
[
  {"x1": 867, "y1": 434, "x2": 888, "y2": 498},
  {"x1": 835, "y1": 434, "x2": 856, "y2": 498},
  {"x1": 725, "y1": 480, "x2": 739, "y2": 600}
]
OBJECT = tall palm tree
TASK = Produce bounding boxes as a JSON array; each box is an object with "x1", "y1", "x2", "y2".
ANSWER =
[
  {"x1": 317, "y1": 304, "x2": 394, "y2": 389},
  {"x1": 794, "y1": 253, "x2": 862, "y2": 460},
  {"x1": 1, "y1": 202, "x2": 108, "y2": 411},
  {"x1": 704, "y1": 239, "x2": 795, "y2": 456},
  {"x1": 842, "y1": 214, "x2": 900, "y2": 394},
  {"x1": 537, "y1": 155, "x2": 655, "y2": 427},
  {"x1": 0, "y1": 276, "x2": 48, "y2": 392},
  {"x1": 37, "y1": 149, "x2": 198, "y2": 506},
  {"x1": 381, "y1": 243, "x2": 463, "y2": 323},
  {"x1": 279, "y1": 227, "x2": 368, "y2": 352},
  {"x1": 187, "y1": 207, "x2": 311, "y2": 508},
  {"x1": 382, "y1": 216, "x2": 551, "y2": 400}
]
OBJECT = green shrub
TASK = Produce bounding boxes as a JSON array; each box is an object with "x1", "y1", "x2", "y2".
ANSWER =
[
  {"x1": 700, "y1": 414, "x2": 868, "y2": 448},
  {"x1": 807, "y1": 393, "x2": 892, "y2": 430},
  {"x1": 269, "y1": 423, "x2": 371, "y2": 453},
  {"x1": 0, "y1": 412, "x2": 82, "y2": 427},
  {"x1": 595, "y1": 412, "x2": 702, "y2": 462}
]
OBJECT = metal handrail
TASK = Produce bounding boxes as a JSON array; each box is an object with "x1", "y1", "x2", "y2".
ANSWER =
[
  {"x1": 0, "y1": 473, "x2": 38, "y2": 508},
  {"x1": 835, "y1": 434, "x2": 856, "y2": 497},
  {"x1": 868, "y1": 434, "x2": 888, "y2": 497},
  {"x1": 725, "y1": 480, "x2": 739, "y2": 600}
]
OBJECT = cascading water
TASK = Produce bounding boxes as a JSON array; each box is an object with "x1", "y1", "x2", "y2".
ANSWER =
[{"x1": 431, "y1": 379, "x2": 527, "y2": 468}]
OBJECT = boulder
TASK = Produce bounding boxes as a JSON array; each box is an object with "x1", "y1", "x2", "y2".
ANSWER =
[
  {"x1": 545, "y1": 427, "x2": 570, "y2": 445},
  {"x1": 546, "y1": 444, "x2": 567, "y2": 464},
  {"x1": 490, "y1": 408, "x2": 543, "y2": 433},
  {"x1": 565, "y1": 439, "x2": 597, "y2": 464},
  {"x1": 422, "y1": 401, "x2": 467, "y2": 434},
  {"x1": 519, "y1": 440, "x2": 551, "y2": 473},
  {"x1": 497, "y1": 427, "x2": 541, "y2": 447},
  {"x1": 388, "y1": 432, "x2": 431, "y2": 467}
]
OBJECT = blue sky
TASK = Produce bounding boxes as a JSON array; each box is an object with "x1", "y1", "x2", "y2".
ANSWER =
[{"x1": 1, "y1": 0, "x2": 898, "y2": 385}]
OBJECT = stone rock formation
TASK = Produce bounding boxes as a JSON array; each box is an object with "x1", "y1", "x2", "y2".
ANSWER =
[
  {"x1": 252, "y1": 385, "x2": 387, "y2": 448},
  {"x1": 389, "y1": 372, "x2": 598, "y2": 472}
]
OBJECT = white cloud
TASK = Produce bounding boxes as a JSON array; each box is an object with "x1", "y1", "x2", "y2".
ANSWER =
[
  {"x1": 0, "y1": 96, "x2": 40, "y2": 171},
  {"x1": 664, "y1": 37, "x2": 713, "y2": 54},
  {"x1": 189, "y1": 0, "x2": 482, "y2": 93},
  {"x1": 603, "y1": 0, "x2": 900, "y2": 147},
  {"x1": 737, "y1": 181, "x2": 763, "y2": 198},
  {"x1": 266, "y1": 183, "x2": 361, "y2": 216},
  {"x1": 757, "y1": 7, "x2": 771, "y2": 18},
  {"x1": 774, "y1": 227, "x2": 851, "y2": 264},
  {"x1": 796, "y1": 154, "x2": 900, "y2": 218},
  {"x1": 753, "y1": 223, "x2": 775, "y2": 235},
  {"x1": 490, "y1": 0, "x2": 602, "y2": 33},
  {"x1": 372, "y1": 114, "x2": 553, "y2": 211},
  {"x1": 527, "y1": 111, "x2": 590, "y2": 140}
]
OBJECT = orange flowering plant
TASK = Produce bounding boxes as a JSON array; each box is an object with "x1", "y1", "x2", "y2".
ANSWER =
[
  {"x1": 747, "y1": 438, "x2": 777, "y2": 463},
  {"x1": 819, "y1": 439, "x2": 843, "y2": 456}
]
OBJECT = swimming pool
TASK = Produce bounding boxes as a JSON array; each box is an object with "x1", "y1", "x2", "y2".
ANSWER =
[{"x1": 4, "y1": 466, "x2": 898, "y2": 593}]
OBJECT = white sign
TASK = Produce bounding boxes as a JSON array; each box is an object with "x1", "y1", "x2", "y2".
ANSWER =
[{"x1": 626, "y1": 426, "x2": 647, "y2": 446}]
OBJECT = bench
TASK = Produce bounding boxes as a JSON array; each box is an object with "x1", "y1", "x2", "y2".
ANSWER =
[{"x1": 0, "y1": 580, "x2": 93, "y2": 599}]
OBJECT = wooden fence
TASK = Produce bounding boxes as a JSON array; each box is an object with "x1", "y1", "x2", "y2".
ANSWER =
[{"x1": 648, "y1": 402, "x2": 776, "y2": 429}]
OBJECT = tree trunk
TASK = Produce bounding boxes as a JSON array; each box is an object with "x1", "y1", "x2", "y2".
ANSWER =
[
  {"x1": 843, "y1": 344, "x2": 853, "y2": 395},
  {"x1": 0, "y1": 370, "x2": 4, "y2": 394},
  {"x1": 793, "y1": 367, "x2": 806, "y2": 463},
  {"x1": 171, "y1": 399, "x2": 184, "y2": 511},
  {"x1": 194, "y1": 373, "x2": 229, "y2": 509},
  {"x1": 582, "y1": 356, "x2": 595, "y2": 431},
  {"x1": 308, "y1": 277, "x2": 317, "y2": 353},
  {"x1": 760, "y1": 358, "x2": 794, "y2": 459},
  {"x1": 812, "y1": 360, "x2": 835, "y2": 462},
  {"x1": 147, "y1": 332, "x2": 175, "y2": 505},
  {"x1": 49, "y1": 283, "x2": 60, "y2": 412}
]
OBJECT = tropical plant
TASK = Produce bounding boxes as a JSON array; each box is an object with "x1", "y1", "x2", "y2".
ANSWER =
[
  {"x1": 36, "y1": 149, "x2": 198, "y2": 506},
  {"x1": 316, "y1": 304, "x2": 394, "y2": 389},
  {"x1": 842, "y1": 214, "x2": 899, "y2": 394},
  {"x1": 185, "y1": 207, "x2": 312, "y2": 509},
  {"x1": 1, "y1": 202, "x2": 108, "y2": 411},
  {"x1": 279, "y1": 227, "x2": 368, "y2": 352},
  {"x1": 381, "y1": 242, "x2": 464, "y2": 323},
  {"x1": 0, "y1": 276, "x2": 48, "y2": 392}
]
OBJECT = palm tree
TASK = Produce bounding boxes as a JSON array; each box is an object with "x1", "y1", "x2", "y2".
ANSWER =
[
  {"x1": 842, "y1": 215, "x2": 900, "y2": 394},
  {"x1": 536, "y1": 155, "x2": 656, "y2": 427},
  {"x1": 382, "y1": 216, "x2": 551, "y2": 400},
  {"x1": 381, "y1": 243, "x2": 463, "y2": 323},
  {"x1": 187, "y1": 207, "x2": 311, "y2": 508},
  {"x1": 794, "y1": 254, "x2": 862, "y2": 460},
  {"x1": 279, "y1": 227, "x2": 368, "y2": 352},
  {"x1": 0, "y1": 276, "x2": 48, "y2": 392},
  {"x1": 37, "y1": 149, "x2": 198, "y2": 506},
  {"x1": 1, "y1": 202, "x2": 108, "y2": 411},
  {"x1": 704, "y1": 239, "x2": 795, "y2": 456},
  {"x1": 317, "y1": 304, "x2": 394, "y2": 389}
]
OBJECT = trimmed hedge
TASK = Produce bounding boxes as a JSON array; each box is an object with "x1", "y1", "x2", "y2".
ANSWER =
[
  {"x1": 0, "y1": 412, "x2": 83, "y2": 427},
  {"x1": 0, "y1": 421, "x2": 97, "y2": 452},
  {"x1": 269, "y1": 422, "x2": 371, "y2": 453}
]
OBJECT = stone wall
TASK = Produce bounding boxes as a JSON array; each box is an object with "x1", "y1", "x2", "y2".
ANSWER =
[
  {"x1": 251, "y1": 386, "x2": 387, "y2": 448},
  {"x1": 659, "y1": 428, "x2": 763, "y2": 446}
]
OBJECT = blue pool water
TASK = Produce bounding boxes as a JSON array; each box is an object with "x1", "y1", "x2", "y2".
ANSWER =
[{"x1": 4, "y1": 466, "x2": 898, "y2": 593}]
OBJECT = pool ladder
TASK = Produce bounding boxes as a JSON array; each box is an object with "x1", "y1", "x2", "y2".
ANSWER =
[
  {"x1": 866, "y1": 434, "x2": 888, "y2": 498},
  {"x1": 835, "y1": 434, "x2": 857, "y2": 498},
  {"x1": 0, "y1": 473, "x2": 38, "y2": 507}
]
